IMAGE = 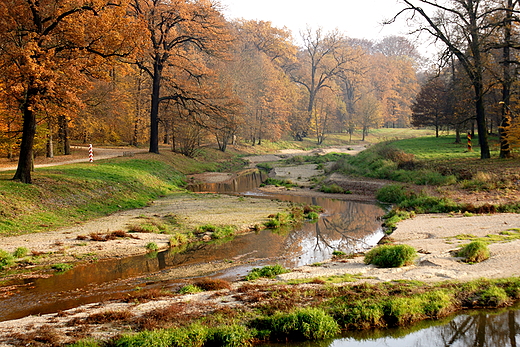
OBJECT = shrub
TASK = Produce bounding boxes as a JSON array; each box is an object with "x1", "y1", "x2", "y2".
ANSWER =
[
  {"x1": 457, "y1": 241, "x2": 490, "y2": 263},
  {"x1": 0, "y1": 249, "x2": 15, "y2": 270},
  {"x1": 364, "y1": 244, "x2": 417, "y2": 268},
  {"x1": 245, "y1": 264, "x2": 289, "y2": 281},
  {"x1": 252, "y1": 308, "x2": 339, "y2": 341},
  {"x1": 13, "y1": 247, "x2": 29, "y2": 258}
]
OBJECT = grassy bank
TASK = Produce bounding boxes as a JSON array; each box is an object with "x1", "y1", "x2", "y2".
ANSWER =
[
  {"x1": 56, "y1": 276, "x2": 520, "y2": 347},
  {"x1": 0, "y1": 148, "x2": 258, "y2": 237},
  {"x1": 329, "y1": 136, "x2": 520, "y2": 214}
]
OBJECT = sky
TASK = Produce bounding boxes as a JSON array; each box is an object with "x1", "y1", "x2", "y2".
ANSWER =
[{"x1": 218, "y1": 0, "x2": 413, "y2": 43}]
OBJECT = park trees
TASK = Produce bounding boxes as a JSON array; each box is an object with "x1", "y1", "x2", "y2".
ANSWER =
[{"x1": 0, "y1": 0, "x2": 140, "y2": 183}]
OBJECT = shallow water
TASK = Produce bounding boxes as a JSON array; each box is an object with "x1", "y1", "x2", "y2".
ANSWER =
[{"x1": 0, "y1": 172, "x2": 385, "y2": 322}]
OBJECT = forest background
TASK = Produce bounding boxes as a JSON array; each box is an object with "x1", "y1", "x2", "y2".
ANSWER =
[{"x1": 1, "y1": 0, "x2": 520, "y2": 184}]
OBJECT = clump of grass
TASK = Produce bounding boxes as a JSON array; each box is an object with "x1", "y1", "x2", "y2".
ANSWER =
[
  {"x1": 145, "y1": 242, "x2": 159, "y2": 251},
  {"x1": 364, "y1": 244, "x2": 417, "y2": 268},
  {"x1": 13, "y1": 247, "x2": 29, "y2": 258},
  {"x1": 206, "y1": 324, "x2": 254, "y2": 347},
  {"x1": 51, "y1": 263, "x2": 74, "y2": 272},
  {"x1": 332, "y1": 250, "x2": 346, "y2": 257},
  {"x1": 169, "y1": 232, "x2": 189, "y2": 247},
  {"x1": 194, "y1": 278, "x2": 232, "y2": 291},
  {"x1": 381, "y1": 209, "x2": 415, "y2": 232},
  {"x1": 0, "y1": 249, "x2": 15, "y2": 270},
  {"x1": 478, "y1": 286, "x2": 509, "y2": 307},
  {"x1": 252, "y1": 307, "x2": 340, "y2": 341},
  {"x1": 245, "y1": 264, "x2": 289, "y2": 281},
  {"x1": 195, "y1": 224, "x2": 235, "y2": 239},
  {"x1": 178, "y1": 284, "x2": 203, "y2": 295},
  {"x1": 456, "y1": 241, "x2": 490, "y2": 263},
  {"x1": 320, "y1": 183, "x2": 351, "y2": 194},
  {"x1": 260, "y1": 178, "x2": 297, "y2": 188}
]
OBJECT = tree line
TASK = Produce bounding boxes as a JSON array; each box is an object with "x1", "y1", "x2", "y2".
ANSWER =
[{"x1": 4, "y1": 0, "x2": 519, "y2": 184}]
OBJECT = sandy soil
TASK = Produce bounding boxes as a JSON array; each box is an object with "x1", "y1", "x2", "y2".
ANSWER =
[{"x1": 1, "y1": 145, "x2": 520, "y2": 346}]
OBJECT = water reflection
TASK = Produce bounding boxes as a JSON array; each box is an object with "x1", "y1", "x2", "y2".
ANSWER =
[
  {"x1": 0, "y1": 171, "x2": 384, "y2": 321},
  {"x1": 259, "y1": 306, "x2": 520, "y2": 347}
]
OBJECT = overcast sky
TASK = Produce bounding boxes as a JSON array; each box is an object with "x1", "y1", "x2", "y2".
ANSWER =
[{"x1": 218, "y1": 0, "x2": 411, "y2": 42}]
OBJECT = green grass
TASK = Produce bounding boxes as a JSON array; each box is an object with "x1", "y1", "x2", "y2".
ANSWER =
[
  {"x1": 245, "y1": 264, "x2": 289, "y2": 281},
  {"x1": 0, "y1": 154, "x2": 187, "y2": 236}
]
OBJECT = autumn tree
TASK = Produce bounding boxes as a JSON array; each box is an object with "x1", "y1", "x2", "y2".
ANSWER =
[
  {"x1": 130, "y1": 0, "x2": 232, "y2": 154},
  {"x1": 0, "y1": 0, "x2": 139, "y2": 183},
  {"x1": 225, "y1": 20, "x2": 296, "y2": 146}
]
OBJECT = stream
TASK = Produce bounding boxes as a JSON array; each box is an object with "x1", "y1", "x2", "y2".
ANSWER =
[{"x1": 0, "y1": 172, "x2": 385, "y2": 322}]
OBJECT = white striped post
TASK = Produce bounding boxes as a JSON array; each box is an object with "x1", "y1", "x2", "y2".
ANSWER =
[{"x1": 89, "y1": 144, "x2": 94, "y2": 162}]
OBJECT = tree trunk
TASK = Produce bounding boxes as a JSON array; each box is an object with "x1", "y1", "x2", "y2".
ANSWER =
[
  {"x1": 500, "y1": 0, "x2": 513, "y2": 159},
  {"x1": 149, "y1": 61, "x2": 162, "y2": 154},
  {"x1": 46, "y1": 133, "x2": 54, "y2": 158},
  {"x1": 13, "y1": 87, "x2": 38, "y2": 184}
]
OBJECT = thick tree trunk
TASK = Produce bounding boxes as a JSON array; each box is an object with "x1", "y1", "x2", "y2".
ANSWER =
[
  {"x1": 149, "y1": 62, "x2": 162, "y2": 154},
  {"x1": 13, "y1": 88, "x2": 38, "y2": 184}
]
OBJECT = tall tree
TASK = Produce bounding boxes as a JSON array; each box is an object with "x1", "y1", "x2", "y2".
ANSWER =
[
  {"x1": 131, "y1": 0, "x2": 231, "y2": 154},
  {"x1": 396, "y1": 0, "x2": 492, "y2": 159},
  {"x1": 290, "y1": 28, "x2": 360, "y2": 143},
  {"x1": 0, "y1": 0, "x2": 138, "y2": 183}
]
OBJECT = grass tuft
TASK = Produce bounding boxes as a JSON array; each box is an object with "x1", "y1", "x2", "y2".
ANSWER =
[{"x1": 364, "y1": 244, "x2": 417, "y2": 268}]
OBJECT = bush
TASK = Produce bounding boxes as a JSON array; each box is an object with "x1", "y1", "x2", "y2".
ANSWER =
[
  {"x1": 0, "y1": 249, "x2": 15, "y2": 270},
  {"x1": 252, "y1": 308, "x2": 339, "y2": 341},
  {"x1": 245, "y1": 264, "x2": 288, "y2": 281},
  {"x1": 364, "y1": 244, "x2": 417, "y2": 268},
  {"x1": 457, "y1": 241, "x2": 490, "y2": 263}
]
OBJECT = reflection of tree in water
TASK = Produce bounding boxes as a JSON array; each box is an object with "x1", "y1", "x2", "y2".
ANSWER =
[
  {"x1": 282, "y1": 198, "x2": 384, "y2": 266},
  {"x1": 419, "y1": 309, "x2": 520, "y2": 347}
]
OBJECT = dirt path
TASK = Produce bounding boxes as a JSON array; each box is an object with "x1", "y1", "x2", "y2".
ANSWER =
[{"x1": 0, "y1": 146, "x2": 147, "y2": 171}]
